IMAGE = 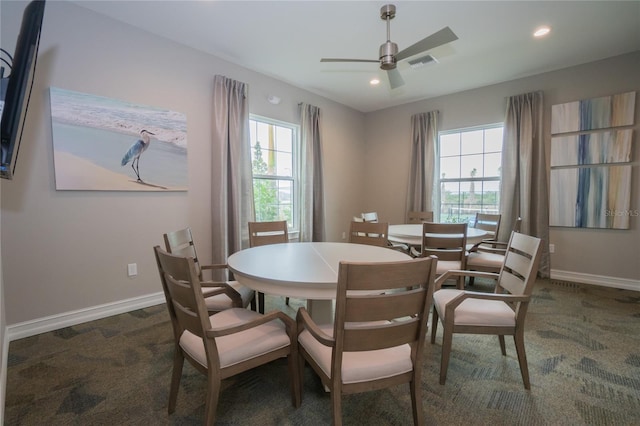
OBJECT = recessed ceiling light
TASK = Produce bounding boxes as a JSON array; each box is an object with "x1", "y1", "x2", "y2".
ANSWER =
[
  {"x1": 534, "y1": 26, "x2": 551, "y2": 38},
  {"x1": 370, "y1": 78, "x2": 380, "y2": 86}
]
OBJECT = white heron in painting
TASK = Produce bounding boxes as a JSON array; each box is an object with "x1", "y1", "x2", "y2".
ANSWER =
[{"x1": 121, "y1": 129, "x2": 155, "y2": 182}]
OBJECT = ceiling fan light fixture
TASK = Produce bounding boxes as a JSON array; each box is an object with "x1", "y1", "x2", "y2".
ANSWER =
[{"x1": 379, "y1": 41, "x2": 398, "y2": 70}]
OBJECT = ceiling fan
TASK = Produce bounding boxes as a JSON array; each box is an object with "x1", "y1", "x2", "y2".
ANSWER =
[{"x1": 320, "y1": 4, "x2": 458, "y2": 89}]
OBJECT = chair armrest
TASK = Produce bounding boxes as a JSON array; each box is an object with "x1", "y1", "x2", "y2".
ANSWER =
[
  {"x1": 410, "y1": 246, "x2": 422, "y2": 258},
  {"x1": 435, "y1": 269, "x2": 500, "y2": 290},
  {"x1": 199, "y1": 280, "x2": 242, "y2": 306},
  {"x1": 296, "y1": 307, "x2": 335, "y2": 347},
  {"x1": 207, "y1": 310, "x2": 295, "y2": 338},
  {"x1": 443, "y1": 291, "x2": 531, "y2": 317},
  {"x1": 467, "y1": 240, "x2": 508, "y2": 253},
  {"x1": 200, "y1": 263, "x2": 229, "y2": 271}
]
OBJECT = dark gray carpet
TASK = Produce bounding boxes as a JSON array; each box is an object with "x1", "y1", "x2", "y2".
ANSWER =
[{"x1": 5, "y1": 279, "x2": 640, "y2": 425}]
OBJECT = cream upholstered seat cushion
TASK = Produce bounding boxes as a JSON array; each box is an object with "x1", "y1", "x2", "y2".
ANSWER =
[
  {"x1": 201, "y1": 280, "x2": 254, "y2": 312},
  {"x1": 436, "y1": 260, "x2": 463, "y2": 276},
  {"x1": 180, "y1": 308, "x2": 290, "y2": 369},
  {"x1": 433, "y1": 289, "x2": 516, "y2": 327},
  {"x1": 298, "y1": 323, "x2": 413, "y2": 384},
  {"x1": 466, "y1": 252, "x2": 504, "y2": 269}
]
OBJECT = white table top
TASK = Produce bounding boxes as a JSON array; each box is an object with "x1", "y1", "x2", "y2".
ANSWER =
[
  {"x1": 227, "y1": 242, "x2": 411, "y2": 300},
  {"x1": 388, "y1": 224, "x2": 489, "y2": 245}
]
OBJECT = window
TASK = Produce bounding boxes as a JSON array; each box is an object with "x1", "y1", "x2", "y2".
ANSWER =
[
  {"x1": 249, "y1": 116, "x2": 298, "y2": 231},
  {"x1": 437, "y1": 125, "x2": 503, "y2": 224}
]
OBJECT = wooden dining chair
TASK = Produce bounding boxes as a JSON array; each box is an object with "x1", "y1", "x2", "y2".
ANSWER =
[
  {"x1": 468, "y1": 213, "x2": 501, "y2": 248},
  {"x1": 164, "y1": 227, "x2": 256, "y2": 313},
  {"x1": 153, "y1": 246, "x2": 300, "y2": 424},
  {"x1": 411, "y1": 222, "x2": 468, "y2": 288},
  {"x1": 348, "y1": 220, "x2": 390, "y2": 247},
  {"x1": 466, "y1": 217, "x2": 522, "y2": 285},
  {"x1": 248, "y1": 220, "x2": 290, "y2": 313},
  {"x1": 297, "y1": 256, "x2": 438, "y2": 426},
  {"x1": 407, "y1": 210, "x2": 434, "y2": 223},
  {"x1": 430, "y1": 231, "x2": 542, "y2": 389},
  {"x1": 359, "y1": 212, "x2": 409, "y2": 253}
]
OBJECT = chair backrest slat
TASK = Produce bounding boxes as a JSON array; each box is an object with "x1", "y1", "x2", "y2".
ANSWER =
[
  {"x1": 420, "y1": 222, "x2": 467, "y2": 262},
  {"x1": 164, "y1": 228, "x2": 204, "y2": 279},
  {"x1": 154, "y1": 246, "x2": 214, "y2": 345},
  {"x1": 473, "y1": 213, "x2": 501, "y2": 240},
  {"x1": 248, "y1": 221, "x2": 289, "y2": 247},
  {"x1": 348, "y1": 221, "x2": 389, "y2": 247},
  {"x1": 333, "y1": 257, "x2": 437, "y2": 354},
  {"x1": 497, "y1": 232, "x2": 542, "y2": 297},
  {"x1": 407, "y1": 210, "x2": 434, "y2": 223}
]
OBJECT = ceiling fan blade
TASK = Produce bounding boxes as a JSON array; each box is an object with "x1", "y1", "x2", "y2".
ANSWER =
[
  {"x1": 321, "y1": 58, "x2": 380, "y2": 63},
  {"x1": 387, "y1": 68, "x2": 404, "y2": 89},
  {"x1": 395, "y1": 26, "x2": 458, "y2": 62}
]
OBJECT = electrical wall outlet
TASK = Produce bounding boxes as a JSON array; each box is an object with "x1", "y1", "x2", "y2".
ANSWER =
[
  {"x1": 127, "y1": 263, "x2": 138, "y2": 277},
  {"x1": 342, "y1": 231, "x2": 346, "y2": 240},
  {"x1": 549, "y1": 244, "x2": 555, "y2": 254}
]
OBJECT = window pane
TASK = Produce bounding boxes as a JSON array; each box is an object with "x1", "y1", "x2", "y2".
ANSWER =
[
  {"x1": 440, "y1": 133, "x2": 460, "y2": 156},
  {"x1": 460, "y1": 154, "x2": 484, "y2": 178},
  {"x1": 461, "y1": 130, "x2": 484, "y2": 155},
  {"x1": 484, "y1": 152, "x2": 502, "y2": 177},
  {"x1": 275, "y1": 127, "x2": 293, "y2": 152},
  {"x1": 440, "y1": 156, "x2": 460, "y2": 179},
  {"x1": 485, "y1": 127, "x2": 503, "y2": 152},
  {"x1": 276, "y1": 151, "x2": 292, "y2": 176}
]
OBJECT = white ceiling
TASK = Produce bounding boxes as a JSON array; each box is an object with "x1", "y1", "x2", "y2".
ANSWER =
[{"x1": 74, "y1": 1, "x2": 640, "y2": 113}]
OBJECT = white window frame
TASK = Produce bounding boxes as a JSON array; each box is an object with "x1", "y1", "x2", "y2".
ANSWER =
[
  {"x1": 435, "y1": 123, "x2": 503, "y2": 223},
  {"x1": 249, "y1": 115, "x2": 300, "y2": 237}
]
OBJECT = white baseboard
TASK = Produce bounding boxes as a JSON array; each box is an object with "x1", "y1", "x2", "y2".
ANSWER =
[
  {"x1": 550, "y1": 269, "x2": 640, "y2": 291},
  {"x1": 6, "y1": 292, "x2": 165, "y2": 342}
]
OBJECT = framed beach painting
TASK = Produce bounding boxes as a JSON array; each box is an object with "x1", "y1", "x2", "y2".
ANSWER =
[{"x1": 49, "y1": 87, "x2": 187, "y2": 191}]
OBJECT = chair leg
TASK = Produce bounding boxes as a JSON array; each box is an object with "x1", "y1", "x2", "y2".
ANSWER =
[
  {"x1": 331, "y1": 388, "x2": 343, "y2": 426},
  {"x1": 286, "y1": 297, "x2": 290, "y2": 306},
  {"x1": 204, "y1": 373, "x2": 221, "y2": 426},
  {"x1": 410, "y1": 373, "x2": 425, "y2": 426},
  {"x1": 498, "y1": 335, "x2": 506, "y2": 356},
  {"x1": 288, "y1": 348, "x2": 301, "y2": 408},
  {"x1": 468, "y1": 276, "x2": 475, "y2": 286},
  {"x1": 430, "y1": 309, "x2": 439, "y2": 344},
  {"x1": 258, "y1": 292, "x2": 265, "y2": 314},
  {"x1": 168, "y1": 348, "x2": 184, "y2": 414},
  {"x1": 513, "y1": 332, "x2": 531, "y2": 390},
  {"x1": 440, "y1": 326, "x2": 454, "y2": 385},
  {"x1": 250, "y1": 292, "x2": 257, "y2": 311}
]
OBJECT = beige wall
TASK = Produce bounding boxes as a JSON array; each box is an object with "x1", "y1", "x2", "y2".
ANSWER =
[
  {"x1": 364, "y1": 52, "x2": 640, "y2": 284},
  {"x1": 0, "y1": 1, "x2": 365, "y2": 325}
]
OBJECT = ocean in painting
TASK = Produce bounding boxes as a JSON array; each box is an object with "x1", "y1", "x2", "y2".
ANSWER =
[{"x1": 49, "y1": 87, "x2": 187, "y2": 190}]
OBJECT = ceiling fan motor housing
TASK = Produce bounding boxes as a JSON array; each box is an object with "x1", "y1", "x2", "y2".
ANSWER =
[{"x1": 379, "y1": 41, "x2": 398, "y2": 69}]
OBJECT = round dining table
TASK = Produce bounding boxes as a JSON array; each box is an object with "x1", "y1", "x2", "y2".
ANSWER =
[
  {"x1": 227, "y1": 242, "x2": 411, "y2": 323},
  {"x1": 388, "y1": 224, "x2": 490, "y2": 246}
]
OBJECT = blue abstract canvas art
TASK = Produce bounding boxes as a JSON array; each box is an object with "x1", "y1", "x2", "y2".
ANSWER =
[
  {"x1": 551, "y1": 129, "x2": 632, "y2": 167},
  {"x1": 551, "y1": 91, "x2": 635, "y2": 135},
  {"x1": 550, "y1": 165, "x2": 632, "y2": 229},
  {"x1": 50, "y1": 87, "x2": 188, "y2": 191}
]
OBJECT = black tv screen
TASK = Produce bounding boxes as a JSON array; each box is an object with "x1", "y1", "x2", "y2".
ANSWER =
[{"x1": 0, "y1": 0, "x2": 46, "y2": 180}]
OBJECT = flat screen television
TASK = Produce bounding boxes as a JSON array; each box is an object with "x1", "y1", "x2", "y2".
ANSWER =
[{"x1": 0, "y1": 0, "x2": 46, "y2": 180}]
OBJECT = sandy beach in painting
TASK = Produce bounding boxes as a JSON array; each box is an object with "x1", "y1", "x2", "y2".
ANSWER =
[{"x1": 53, "y1": 151, "x2": 183, "y2": 191}]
